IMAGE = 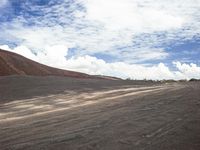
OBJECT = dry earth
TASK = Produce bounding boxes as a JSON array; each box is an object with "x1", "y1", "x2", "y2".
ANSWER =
[{"x1": 0, "y1": 76, "x2": 200, "y2": 150}]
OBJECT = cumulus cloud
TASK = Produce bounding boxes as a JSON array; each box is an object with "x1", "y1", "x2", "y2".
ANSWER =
[
  {"x1": 0, "y1": 44, "x2": 69, "y2": 69},
  {"x1": 65, "y1": 56, "x2": 176, "y2": 80},
  {"x1": 173, "y1": 62, "x2": 200, "y2": 79},
  {"x1": 1, "y1": 44, "x2": 200, "y2": 80}
]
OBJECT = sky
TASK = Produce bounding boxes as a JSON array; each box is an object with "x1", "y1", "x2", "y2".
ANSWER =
[{"x1": 0, "y1": 0, "x2": 200, "y2": 80}]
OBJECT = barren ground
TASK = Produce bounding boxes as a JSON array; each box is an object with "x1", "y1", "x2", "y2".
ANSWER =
[{"x1": 0, "y1": 76, "x2": 200, "y2": 150}]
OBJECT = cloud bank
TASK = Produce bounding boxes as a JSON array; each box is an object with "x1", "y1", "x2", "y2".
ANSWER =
[{"x1": 1, "y1": 44, "x2": 199, "y2": 80}]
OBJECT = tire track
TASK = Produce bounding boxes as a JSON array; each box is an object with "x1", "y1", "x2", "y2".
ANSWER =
[{"x1": 0, "y1": 85, "x2": 168, "y2": 122}]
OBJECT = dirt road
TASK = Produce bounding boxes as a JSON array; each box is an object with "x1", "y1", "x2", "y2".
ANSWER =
[{"x1": 0, "y1": 78, "x2": 200, "y2": 150}]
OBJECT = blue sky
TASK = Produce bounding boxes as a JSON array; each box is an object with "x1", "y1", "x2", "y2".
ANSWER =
[{"x1": 0, "y1": 0, "x2": 200, "y2": 79}]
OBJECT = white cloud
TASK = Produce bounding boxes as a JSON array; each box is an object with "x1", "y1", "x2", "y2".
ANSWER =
[
  {"x1": 0, "y1": 45, "x2": 37, "y2": 61},
  {"x1": 1, "y1": 0, "x2": 199, "y2": 63},
  {"x1": 36, "y1": 45, "x2": 69, "y2": 68},
  {"x1": 65, "y1": 56, "x2": 176, "y2": 80},
  {"x1": 0, "y1": 44, "x2": 68, "y2": 69},
  {"x1": 1, "y1": 44, "x2": 200, "y2": 80},
  {"x1": 85, "y1": 0, "x2": 184, "y2": 32},
  {"x1": 173, "y1": 61, "x2": 200, "y2": 79}
]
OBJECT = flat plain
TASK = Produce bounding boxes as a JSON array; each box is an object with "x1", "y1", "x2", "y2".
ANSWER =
[{"x1": 0, "y1": 76, "x2": 200, "y2": 150}]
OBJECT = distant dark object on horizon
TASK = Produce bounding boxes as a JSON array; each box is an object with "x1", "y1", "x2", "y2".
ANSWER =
[{"x1": 189, "y1": 78, "x2": 200, "y2": 82}]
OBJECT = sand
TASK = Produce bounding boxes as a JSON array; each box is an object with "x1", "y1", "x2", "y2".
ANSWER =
[{"x1": 0, "y1": 76, "x2": 200, "y2": 150}]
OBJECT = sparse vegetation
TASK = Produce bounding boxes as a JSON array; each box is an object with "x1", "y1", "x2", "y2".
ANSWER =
[{"x1": 189, "y1": 78, "x2": 200, "y2": 82}]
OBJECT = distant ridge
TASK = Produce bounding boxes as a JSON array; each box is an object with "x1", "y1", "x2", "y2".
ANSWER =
[
  {"x1": 0, "y1": 49, "x2": 94, "y2": 79},
  {"x1": 93, "y1": 75, "x2": 122, "y2": 80}
]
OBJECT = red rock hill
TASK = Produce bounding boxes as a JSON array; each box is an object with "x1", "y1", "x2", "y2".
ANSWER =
[{"x1": 0, "y1": 49, "x2": 92, "y2": 78}]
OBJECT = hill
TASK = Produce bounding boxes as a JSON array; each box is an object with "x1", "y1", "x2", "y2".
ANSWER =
[{"x1": 0, "y1": 49, "x2": 96, "y2": 78}]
